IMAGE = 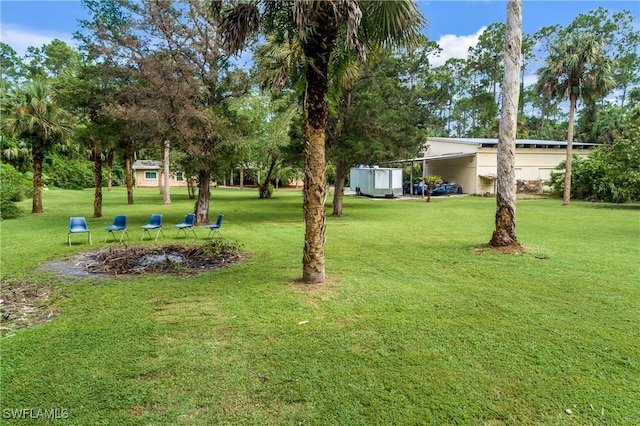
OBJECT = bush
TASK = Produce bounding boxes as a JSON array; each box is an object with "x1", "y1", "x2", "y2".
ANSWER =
[
  {"x1": 548, "y1": 139, "x2": 640, "y2": 203},
  {"x1": 200, "y1": 238, "x2": 243, "y2": 257},
  {"x1": 0, "y1": 163, "x2": 31, "y2": 219},
  {"x1": 42, "y1": 153, "x2": 122, "y2": 189},
  {"x1": 43, "y1": 153, "x2": 94, "y2": 189}
]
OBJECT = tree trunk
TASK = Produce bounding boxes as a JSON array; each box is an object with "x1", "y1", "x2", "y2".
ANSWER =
[
  {"x1": 302, "y1": 57, "x2": 331, "y2": 283},
  {"x1": 195, "y1": 170, "x2": 210, "y2": 225},
  {"x1": 300, "y1": 4, "x2": 338, "y2": 284},
  {"x1": 163, "y1": 140, "x2": 172, "y2": 205},
  {"x1": 93, "y1": 141, "x2": 103, "y2": 218},
  {"x1": 303, "y1": 115, "x2": 327, "y2": 283},
  {"x1": 187, "y1": 176, "x2": 196, "y2": 199},
  {"x1": 31, "y1": 150, "x2": 44, "y2": 214},
  {"x1": 107, "y1": 150, "x2": 114, "y2": 192},
  {"x1": 490, "y1": 0, "x2": 522, "y2": 248},
  {"x1": 331, "y1": 159, "x2": 347, "y2": 217},
  {"x1": 258, "y1": 158, "x2": 277, "y2": 199},
  {"x1": 125, "y1": 152, "x2": 134, "y2": 205},
  {"x1": 563, "y1": 93, "x2": 577, "y2": 206}
]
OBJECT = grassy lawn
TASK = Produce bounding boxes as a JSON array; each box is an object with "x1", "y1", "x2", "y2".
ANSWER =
[{"x1": 1, "y1": 187, "x2": 639, "y2": 425}]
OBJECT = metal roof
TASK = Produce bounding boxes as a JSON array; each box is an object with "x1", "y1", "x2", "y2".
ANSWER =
[
  {"x1": 132, "y1": 160, "x2": 162, "y2": 170},
  {"x1": 427, "y1": 137, "x2": 598, "y2": 147},
  {"x1": 385, "y1": 152, "x2": 476, "y2": 164}
]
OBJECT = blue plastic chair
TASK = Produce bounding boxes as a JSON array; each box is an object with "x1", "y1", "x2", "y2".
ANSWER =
[
  {"x1": 205, "y1": 214, "x2": 224, "y2": 239},
  {"x1": 141, "y1": 214, "x2": 164, "y2": 241},
  {"x1": 105, "y1": 215, "x2": 129, "y2": 243},
  {"x1": 175, "y1": 213, "x2": 197, "y2": 239},
  {"x1": 68, "y1": 217, "x2": 92, "y2": 247}
]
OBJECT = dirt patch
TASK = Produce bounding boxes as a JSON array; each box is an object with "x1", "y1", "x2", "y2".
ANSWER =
[
  {"x1": 471, "y1": 244, "x2": 529, "y2": 255},
  {"x1": 40, "y1": 254, "x2": 107, "y2": 279},
  {"x1": 41, "y1": 242, "x2": 246, "y2": 278},
  {"x1": 1, "y1": 279, "x2": 59, "y2": 337}
]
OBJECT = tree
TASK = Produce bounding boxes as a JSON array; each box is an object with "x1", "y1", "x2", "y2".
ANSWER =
[
  {"x1": 0, "y1": 79, "x2": 74, "y2": 213},
  {"x1": 52, "y1": 42, "x2": 117, "y2": 219},
  {"x1": 423, "y1": 175, "x2": 441, "y2": 203},
  {"x1": 489, "y1": 0, "x2": 523, "y2": 249},
  {"x1": 230, "y1": 91, "x2": 299, "y2": 199},
  {"x1": 563, "y1": 7, "x2": 639, "y2": 108},
  {"x1": 79, "y1": 0, "x2": 247, "y2": 224},
  {"x1": 218, "y1": 0, "x2": 424, "y2": 283},
  {"x1": 0, "y1": 42, "x2": 29, "y2": 87},
  {"x1": 468, "y1": 22, "x2": 506, "y2": 105},
  {"x1": 327, "y1": 50, "x2": 426, "y2": 216},
  {"x1": 537, "y1": 34, "x2": 616, "y2": 206}
]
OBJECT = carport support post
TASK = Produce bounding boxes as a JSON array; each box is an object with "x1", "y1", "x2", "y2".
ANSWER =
[
  {"x1": 422, "y1": 159, "x2": 427, "y2": 198},
  {"x1": 410, "y1": 161, "x2": 414, "y2": 197}
]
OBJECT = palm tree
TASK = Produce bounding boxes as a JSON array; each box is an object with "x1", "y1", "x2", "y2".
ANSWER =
[
  {"x1": 536, "y1": 34, "x2": 616, "y2": 206},
  {"x1": 489, "y1": 0, "x2": 523, "y2": 249},
  {"x1": 0, "y1": 79, "x2": 74, "y2": 213},
  {"x1": 217, "y1": 0, "x2": 424, "y2": 283}
]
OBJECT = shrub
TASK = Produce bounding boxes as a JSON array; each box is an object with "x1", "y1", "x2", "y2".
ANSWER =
[
  {"x1": 0, "y1": 163, "x2": 31, "y2": 219},
  {"x1": 200, "y1": 238, "x2": 243, "y2": 257},
  {"x1": 548, "y1": 139, "x2": 640, "y2": 203},
  {"x1": 42, "y1": 153, "x2": 122, "y2": 189},
  {"x1": 43, "y1": 153, "x2": 94, "y2": 189}
]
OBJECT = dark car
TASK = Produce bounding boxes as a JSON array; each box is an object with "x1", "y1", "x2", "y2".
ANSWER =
[
  {"x1": 403, "y1": 183, "x2": 429, "y2": 195},
  {"x1": 403, "y1": 182, "x2": 462, "y2": 195},
  {"x1": 430, "y1": 183, "x2": 463, "y2": 195}
]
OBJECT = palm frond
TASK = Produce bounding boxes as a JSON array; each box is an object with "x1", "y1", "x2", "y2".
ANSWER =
[
  {"x1": 220, "y1": 2, "x2": 260, "y2": 55},
  {"x1": 359, "y1": 0, "x2": 425, "y2": 49}
]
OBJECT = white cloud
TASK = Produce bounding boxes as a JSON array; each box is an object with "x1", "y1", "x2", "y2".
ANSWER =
[
  {"x1": 1, "y1": 23, "x2": 76, "y2": 56},
  {"x1": 428, "y1": 26, "x2": 486, "y2": 67},
  {"x1": 523, "y1": 73, "x2": 538, "y2": 88}
]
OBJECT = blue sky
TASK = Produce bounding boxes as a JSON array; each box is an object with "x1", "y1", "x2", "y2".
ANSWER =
[{"x1": 1, "y1": 0, "x2": 638, "y2": 67}]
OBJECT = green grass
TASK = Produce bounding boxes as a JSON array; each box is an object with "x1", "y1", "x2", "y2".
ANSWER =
[{"x1": 1, "y1": 187, "x2": 639, "y2": 425}]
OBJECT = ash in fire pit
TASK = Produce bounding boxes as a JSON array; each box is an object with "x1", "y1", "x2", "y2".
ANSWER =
[{"x1": 134, "y1": 253, "x2": 186, "y2": 268}]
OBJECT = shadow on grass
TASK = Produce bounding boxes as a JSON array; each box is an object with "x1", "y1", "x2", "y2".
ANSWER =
[{"x1": 594, "y1": 204, "x2": 640, "y2": 210}]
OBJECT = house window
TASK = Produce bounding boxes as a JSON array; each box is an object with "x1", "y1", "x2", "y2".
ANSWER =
[
  {"x1": 175, "y1": 171, "x2": 184, "y2": 182},
  {"x1": 145, "y1": 171, "x2": 157, "y2": 180}
]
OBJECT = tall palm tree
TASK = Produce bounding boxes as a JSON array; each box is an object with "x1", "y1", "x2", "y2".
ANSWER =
[
  {"x1": 536, "y1": 34, "x2": 616, "y2": 206},
  {"x1": 217, "y1": 0, "x2": 424, "y2": 283},
  {"x1": 0, "y1": 79, "x2": 74, "y2": 213},
  {"x1": 489, "y1": 0, "x2": 523, "y2": 249}
]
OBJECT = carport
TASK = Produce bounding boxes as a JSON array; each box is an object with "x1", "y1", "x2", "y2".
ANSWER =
[{"x1": 385, "y1": 152, "x2": 476, "y2": 197}]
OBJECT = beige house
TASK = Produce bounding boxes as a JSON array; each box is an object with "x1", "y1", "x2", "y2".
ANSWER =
[
  {"x1": 132, "y1": 160, "x2": 187, "y2": 188},
  {"x1": 390, "y1": 138, "x2": 595, "y2": 195}
]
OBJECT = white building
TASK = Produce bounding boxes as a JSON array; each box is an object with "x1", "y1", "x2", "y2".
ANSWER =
[{"x1": 389, "y1": 138, "x2": 595, "y2": 195}]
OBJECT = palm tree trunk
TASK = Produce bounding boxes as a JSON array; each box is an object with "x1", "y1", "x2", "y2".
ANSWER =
[
  {"x1": 93, "y1": 141, "x2": 103, "y2": 218},
  {"x1": 299, "y1": 3, "x2": 339, "y2": 284},
  {"x1": 331, "y1": 159, "x2": 347, "y2": 217},
  {"x1": 490, "y1": 0, "x2": 522, "y2": 247},
  {"x1": 125, "y1": 153, "x2": 134, "y2": 205},
  {"x1": 302, "y1": 59, "x2": 331, "y2": 283},
  {"x1": 31, "y1": 150, "x2": 44, "y2": 214},
  {"x1": 195, "y1": 170, "x2": 210, "y2": 225},
  {"x1": 563, "y1": 93, "x2": 577, "y2": 206}
]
